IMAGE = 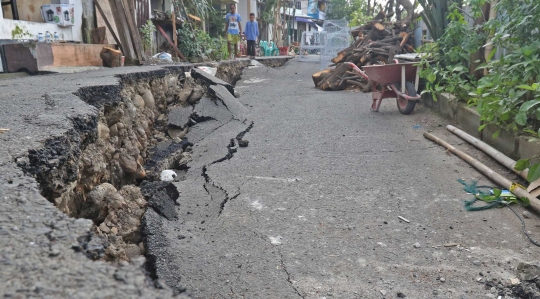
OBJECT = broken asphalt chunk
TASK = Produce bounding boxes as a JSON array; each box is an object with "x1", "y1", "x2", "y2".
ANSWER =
[{"x1": 191, "y1": 67, "x2": 235, "y2": 96}]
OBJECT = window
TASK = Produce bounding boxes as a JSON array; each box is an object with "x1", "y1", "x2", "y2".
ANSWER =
[{"x1": 296, "y1": 1, "x2": 301, "y2": 9}]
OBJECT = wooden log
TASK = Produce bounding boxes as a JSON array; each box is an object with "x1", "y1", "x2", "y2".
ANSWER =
[
  {"x1": 374, "y1": 22, "x2": 385, "y2": 31},
  {"x1": 387, "y1": 47, "x2": 396, "y2": 63},
  {"x1": 404, "y1": 44, "x2": 414, "y2": 53},
  {"x1": 373, "y1": 4, "x2": 386, "y2": 20},
  {"x1": 368, "y1": 42, "x2": 396, "y2": 48},
  {"x1": 100, "y1": 46, "x2": 122, "y2": 67},
  {"x1": 346, "y1": 80, "x2": 368, "y2": 89},
  {"x1": 312, "y1": 69, "x2": 332, "y2": 86},
  {"x1": 399, "y1": 33, "x2": 409, "y2": 47},
  {"x1": 318, "y1": 63, "x2": 353, "y2": 91},
  {"x1": 376, "y1": 36, "x2": 406, "y2": 43},
  {"x1": 331, "y1": 49, "x2": 351, "y2": 63},
  {"x1": 424, "y1": 132, "x2": 540, "y2": 215}
]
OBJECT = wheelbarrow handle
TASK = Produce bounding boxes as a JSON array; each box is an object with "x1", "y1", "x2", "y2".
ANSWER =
[{"x1": 345, "y1": 62, "x2": 369, "y2": 81}]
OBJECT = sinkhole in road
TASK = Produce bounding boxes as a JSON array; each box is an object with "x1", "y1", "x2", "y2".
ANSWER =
[{"x1": 15, "y1": 61, "x2": 251, "y2": 281}]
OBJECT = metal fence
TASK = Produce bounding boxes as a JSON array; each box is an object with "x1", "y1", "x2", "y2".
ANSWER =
[
  {"x1": 299, "y1": 31, "x2": 325, "y2": 62},
  {"x1": 320, "y1": 18, "x2": 351, "y2": 69}
]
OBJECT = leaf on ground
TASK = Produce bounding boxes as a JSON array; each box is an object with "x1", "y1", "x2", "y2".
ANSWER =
[
  {"x1": 527, "y1": 164, "x2": 540, "y2": 183},
  {"x1": 514, "y1": 159, "x2": 530, "y2": 171}
]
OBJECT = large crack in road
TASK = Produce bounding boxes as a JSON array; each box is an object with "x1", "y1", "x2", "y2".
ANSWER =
[
  {"x1": 147, "y1": 59, "x2": 540, "y2": 299},
  {"x1": 3, "y1": 56, "x2": 540, "y2": 298}
]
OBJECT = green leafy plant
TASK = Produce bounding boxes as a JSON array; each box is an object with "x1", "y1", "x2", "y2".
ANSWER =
[
  {"x1": 177, "y1": 26, "x2": 229, "y2": 61},
  {"x1": 420, "y1": 0, "x2": 540, "y2": 137},
  {"x1": 468, "y1": 0, "x2": 540, "y2": 136},
  {"x1": 11, "y1": 25, "x2": 32, "y2": 39},
  {"x1": 418, "y1": 8, "x2": 485, "y2": 101},
  {"x1": 140, "y1": 20, "x2": 156, "y2": 53},
  {"x1": 417, "y1": 0, "x2": 461, "y2": 41}
]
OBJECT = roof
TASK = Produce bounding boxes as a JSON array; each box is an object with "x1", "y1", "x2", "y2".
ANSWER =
[{"x1": 279, "y1": 7, "x2": 310, "y2": 18}]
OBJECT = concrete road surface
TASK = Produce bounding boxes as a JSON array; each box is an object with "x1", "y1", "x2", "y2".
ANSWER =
[{"x1": 150, "y1": 59, "x2": 540, "y2": 298}]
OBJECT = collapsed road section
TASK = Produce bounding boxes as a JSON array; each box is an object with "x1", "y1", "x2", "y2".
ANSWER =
[{"x1": 0, "y1": 58, "x2": 290, "y2": 297}]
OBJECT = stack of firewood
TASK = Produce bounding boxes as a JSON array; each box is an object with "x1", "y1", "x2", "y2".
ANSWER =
[{"x1": 312, "y1": 18, "x2": 415, "y2": 92}]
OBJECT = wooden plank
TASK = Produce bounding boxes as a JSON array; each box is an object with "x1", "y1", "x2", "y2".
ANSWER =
[
  {"x1": 155, "y1": 22, "x2": 185, "y2": 60},
  {"x1": 95, "y1": 0, "x2": 118, "y2": 46},
  {"x1": 92, "y1": 26, "x2": 107, "y2": 44},
  {"x1": 121, "y1": 0, "x2": 143, "y2": 62},
  {"x1": 95, "y1": 2, "x2": 123, "y2": 53},
  {"x1": 171, "y1": 4, "x2": 177, "y2": 49},
  {"x1": 108, "y1": 0, "x2": 136, "y2": 61}
]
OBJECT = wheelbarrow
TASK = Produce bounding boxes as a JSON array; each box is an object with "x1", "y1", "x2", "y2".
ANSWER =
[{"x1": 346, "y1": 62, "x2": 421, "y2": 114}]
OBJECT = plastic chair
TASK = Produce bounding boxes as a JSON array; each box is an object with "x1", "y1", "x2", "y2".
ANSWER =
[
  {"x1": 269, "y1": 41, "x2": 279, "y2": 56},
  {"x1": 263, "y1": 41, "x2": 273, "y2": 56},
  {"x1": 259, "y1": 41, "x2": 268, "y2": 56}
]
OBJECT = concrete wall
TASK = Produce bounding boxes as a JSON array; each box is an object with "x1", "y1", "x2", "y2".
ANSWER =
[
  {"x1": 0, "y1": 0, "x2": 83, "y2": 41},
  {"x1": 425, "y1": 93, "x2": 540, "y2": 163}
]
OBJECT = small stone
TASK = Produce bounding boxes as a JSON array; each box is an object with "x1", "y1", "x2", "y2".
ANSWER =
[
  {"x1": 109, "y1": 123, "x2": 118, "y2": 136},
  {"x1": 413, "y1": 243, "x2": 421, "y2": 248},
  {"x1": 397, "y1": 292, "x2": 406, "y2": 298},
  {"x1": 124, "y1": 244, "x2": 141, "y2": 260},
  {"x1": 439, "y1": 277, "x2": 445, "y2": 282},
  {"x1": 99, "y1": 223, "x2": 110, "y2": 234},
  {"x1": 177, "y1": 88, "x2": 193, "y2": 103},
  {"x1": 473, "y1": 260, "x2": 482, "y2": 266},
  {"x1": 379, "y1": 290, "x2": 387, "y2": 296},
  {"x1": 110, "y1": 227, "x2": 118, "y2": 235},
  {"x1": 132, "y1": 94, "x2": 145, "y2": 108},
  {"x1": 119, "y1": 153, "x2": 138, "y2": 174},
  {"x1": 142, "y1": 90, "x2": 155, "y2": 109},
  {"x1": 238, "y1": 139, "x2": 249, "y2": 147},
  {"x1": 522, "y1": 211, "x2": 531, "y2": 219},
  {"x1": 510, "y1": 278, "x2": 520, "y2": 285},
  {"x1": 432, "y1": 290, "x2": 439, "y2": 295},
  {"x1": 98, "y1": 123, "x2": 110, "y2": 140}
]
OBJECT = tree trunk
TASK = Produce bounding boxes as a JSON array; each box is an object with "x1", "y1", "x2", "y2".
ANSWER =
[
  {"x1": 100, "y1": 46, "x2": 122, "y2": 67},
  {"x1": 396, "y1": 0, "x2": 414, "y2": 22},
  {"x1": 312, "y1": 69, "x2": 332, "y2": 86},
  {"x1": 469, "y1": 2, "x2": 490, "y2": 79},
  {"x1": 318, "y1": 63, "x2": 353, "y2": 91}
]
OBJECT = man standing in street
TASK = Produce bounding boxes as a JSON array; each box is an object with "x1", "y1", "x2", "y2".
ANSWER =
[
  {"x1": 244, "y1": 13, "x2": 259, "y2": 59},
  {"x1": 225, "y1": 4, "x2": 242, "y2": 60}
]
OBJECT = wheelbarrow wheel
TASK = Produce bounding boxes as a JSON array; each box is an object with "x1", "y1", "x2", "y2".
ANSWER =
[{"x1": 396, "y1": 81, "x2": 417, "y2": 115}]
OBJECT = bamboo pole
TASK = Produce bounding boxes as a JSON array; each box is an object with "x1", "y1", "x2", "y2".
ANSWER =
[
  {"x1": 423, "y1": 132, "x2": 540, "y2": 214},
  {"x1": 446, "y1": 125, "x2": 528, "y2": 179}
]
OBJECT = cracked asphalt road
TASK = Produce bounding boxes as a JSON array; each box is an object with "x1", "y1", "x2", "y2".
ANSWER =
[{"x1": 151, "y1": 60, "x2": 540, "y2": 298}]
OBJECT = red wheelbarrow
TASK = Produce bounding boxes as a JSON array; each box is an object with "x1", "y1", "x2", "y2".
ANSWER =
[{"x1": 346, "y1": 62, "x2": 421, "y2": 114}]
